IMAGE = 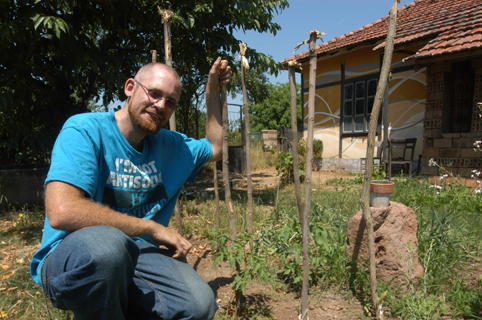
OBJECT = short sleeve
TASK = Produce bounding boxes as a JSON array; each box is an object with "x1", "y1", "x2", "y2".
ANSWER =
[
  {"x1": 185, "y1": 137, "x2": 212, "y2": 183},
  {"x1": 46, "y1": 126, "x2": 100, "y2": 197}
]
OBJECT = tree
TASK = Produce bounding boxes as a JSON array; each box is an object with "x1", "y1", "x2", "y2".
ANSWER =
[
  {"x1": 0, "y1": 0, "x2": 289, "y2": 165},
  {"x1": 249, "y1": 82, "x2": 302, "y2": 132}
]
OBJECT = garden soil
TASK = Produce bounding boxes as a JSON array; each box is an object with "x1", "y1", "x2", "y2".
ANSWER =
[{"x1": 183, "y1": 168, "x2": 371, "y2": 319}]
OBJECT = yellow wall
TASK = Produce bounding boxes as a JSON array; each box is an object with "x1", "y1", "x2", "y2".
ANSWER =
[{"x1": 301, "y1": 46, "x2": 426, "y2": 160}]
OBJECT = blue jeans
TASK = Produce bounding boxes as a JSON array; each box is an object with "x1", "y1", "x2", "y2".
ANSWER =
[{"x1": 41, "y1": 226, "x2": 217, "y2": 320}]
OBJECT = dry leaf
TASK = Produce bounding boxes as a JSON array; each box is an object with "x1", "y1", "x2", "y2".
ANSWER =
[
  {"x1": 0, "y1": 311, "x2": 7, "y2": 319},
  {"x1": 1, "y1": 264, "x2": 9, "y2": 270},
  {"x1": 16, "y1": 258, "x2": 26, "y2": 265}
]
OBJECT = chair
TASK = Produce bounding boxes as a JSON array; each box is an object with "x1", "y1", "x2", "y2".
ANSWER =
[
  {"x1": 387, "y1": 138, "x2": 417, "y2": 180},
  {"x1": 359, "y1": 141, "x2": 383, "y2": 173}
]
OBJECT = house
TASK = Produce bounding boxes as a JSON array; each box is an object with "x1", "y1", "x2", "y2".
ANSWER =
[{"x1": 281, "y1": 0, "x2": 482, "y2": 186}]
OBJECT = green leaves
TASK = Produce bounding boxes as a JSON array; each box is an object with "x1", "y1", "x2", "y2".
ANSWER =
[
  {"x1": 31, "y1": 14, "x2": 69, "y2": 39},
  {"x1": 2, "y1": 0, "x2": 288, "y2": 165}
]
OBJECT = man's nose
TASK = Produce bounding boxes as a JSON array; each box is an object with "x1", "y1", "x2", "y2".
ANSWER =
[{"x1": 152, "y1": 97, "x2": 167, "y2": 109}]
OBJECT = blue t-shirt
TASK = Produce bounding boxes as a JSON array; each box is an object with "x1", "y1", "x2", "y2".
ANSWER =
[{"x1": 30, "y1": 109, "x2": 212, "y2": 285}]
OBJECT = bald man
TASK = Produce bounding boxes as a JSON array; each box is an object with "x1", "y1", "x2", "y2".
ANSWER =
[{"x1": 30, "y1": 58, "x2": 231, "y2": 320}]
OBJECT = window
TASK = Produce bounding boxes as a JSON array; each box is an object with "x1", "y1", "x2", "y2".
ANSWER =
[
  {"x1": 342, "y1": 78, "x2": 378, "y2": 134},
  {"x1": 446, "y1": 61, "x2": 473, "y2": 133}
]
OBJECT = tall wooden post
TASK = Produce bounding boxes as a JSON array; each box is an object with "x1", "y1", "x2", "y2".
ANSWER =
[
  {"x1": 239, "y1": 43, "x2": 254, "y2": 248},
  {"x1": 288, "y1": 60, "x2": 303, "y2": 226},
  {"x1": 301, "y1": 30, "x2": 320, "y2": 319},
  {"x1": 158, "y1": 8, "x2": 176, "y2": 131},
  {"x1": 293, "y1": 30, "x2": 324, "y2": 320},
  {"x1": 221, "y1": 80, "x2": 242, "y2": 315},
  {"x1": 158, "y1": 8, "x2": 183, "y2": 235},
  {"x1": 359, "y1": 1, "x2": 399, "y2": 318}
]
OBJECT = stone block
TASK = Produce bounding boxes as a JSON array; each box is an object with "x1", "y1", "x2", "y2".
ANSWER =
[
  {"x1": 422, "y1": 148, "x2": 439, "y2": 158},
  {"x1": 434, "y1": 91, "x2": 444, "y2": 101},
  {"x1": 465, "y1": 178, "x2": 480, "y2": 188},
  {"x1": 435, "y1": 72, "x2": 445, "y2": 82},
  {"x1": 442, "y1": 133, "x2": 461, "y2": 139},
  {"x1": 453, "y1": 138, "x2": 473, "y2": 148},
  {"x1": 439, "y1": 148, "x2": 460, "y2": 157},
  {"x1": 434, "y1": 138, "x2": 452, "y2": 148},
  {"x1": 421, "y1": 165, "x2": 439, "y2": 175},
  {"x1": 432, "y1": 129, "x2": 442, "y2": 138},
  {"x1": 430, "y1": 62, "x2": 452, "y2": 73},
  {"x1": 461, "y1": 148, "x2": 482, "y2": 158},
  {"x1": 433, "y1": 110, "x2": 443, "y2": 119},
  {"x1": 424, "y1": 110, "x2": 433, "y2": 119}
]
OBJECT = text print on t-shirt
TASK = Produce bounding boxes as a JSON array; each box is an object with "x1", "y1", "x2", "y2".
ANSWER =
[{"x1": 102, "y1": 158, "x2": 169, "y2": 218}]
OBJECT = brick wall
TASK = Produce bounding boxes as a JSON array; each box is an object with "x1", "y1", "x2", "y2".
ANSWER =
[{"x1": 420, "y1": 60, "x2": 482, "y2": 186}]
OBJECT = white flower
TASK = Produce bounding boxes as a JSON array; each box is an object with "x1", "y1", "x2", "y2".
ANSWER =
[{"x1": 428, "y1": 158, "x2": 437, "y2": 167}]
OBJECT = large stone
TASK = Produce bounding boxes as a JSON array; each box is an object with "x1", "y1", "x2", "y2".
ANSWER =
[{"x1": 345, "y1": 201, "x2": 424, "y2": 289}]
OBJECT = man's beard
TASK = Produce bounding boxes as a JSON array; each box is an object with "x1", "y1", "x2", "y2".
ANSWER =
[{"x1": 127, "y1": 101, "x2": 168, "y2": 135}]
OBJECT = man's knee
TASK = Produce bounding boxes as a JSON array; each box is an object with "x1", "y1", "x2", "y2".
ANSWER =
[
  {"x1": 52, "y1": 226, "x2": 139, "y2": 279},
  {"x1": 184, "y1": 282, "x2": 217, "y2": 320}
]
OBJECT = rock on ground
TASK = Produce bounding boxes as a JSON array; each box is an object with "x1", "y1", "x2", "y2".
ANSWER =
[{"x1": 345, "y1": 201, "x2": 424, "y2": 289}]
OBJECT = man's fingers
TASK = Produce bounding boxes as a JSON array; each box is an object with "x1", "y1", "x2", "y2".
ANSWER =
[
  {"x1": 219, "y1": 60, "x2": 228, "y2": 71},
  {"x1": 210, "y1": 57, "x2": 222, "y2": 75}
]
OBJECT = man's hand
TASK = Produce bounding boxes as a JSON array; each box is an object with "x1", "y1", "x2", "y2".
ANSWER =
[
  {"x1": 208, "y1": 57, "x2": 232, "y2": 89},
  {"x1": 150, "y1": 224, "x2": 192, "y2": 258}
]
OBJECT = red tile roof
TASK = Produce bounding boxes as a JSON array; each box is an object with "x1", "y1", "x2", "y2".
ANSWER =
[{"x1": 281, "y1": 0, "x2": 482, "y2": 66}]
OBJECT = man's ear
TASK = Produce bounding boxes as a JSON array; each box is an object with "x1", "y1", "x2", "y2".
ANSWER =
[{"x1": 124, "y1": 78, "x2": 136, "y2": 98}]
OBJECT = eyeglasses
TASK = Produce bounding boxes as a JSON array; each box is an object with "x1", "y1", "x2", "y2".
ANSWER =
[{"x1": 134, "y1": 80, "x2": 178, "y2": 111}]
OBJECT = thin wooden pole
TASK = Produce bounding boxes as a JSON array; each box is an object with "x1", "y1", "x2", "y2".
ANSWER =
[
  {"x1": 301, "y1": 30, "x2": 320, "y2": 319},
  {"x1": 221, "y1": 82, "x2": 242, "y2": 316},
  {"x1": 288, "y1": 61, "x2": 303, "y2": 226},
  {"x1": 150, "y1": 50, "x2": 157, "y2": 63},
  {"x1": 158, "y1": 8, "x2": 176, "y2": 131},
  {"x1": 239, "y1": 43, "x2": 254, "y2": 248},
  {"x1": 158, "y1": 8, "x2": 183, "y2": 235},
  {"x1": 359, "y1": 1, "x2": 399, "y2": 318},
  {"x1": 214, "y1": 164, "x2": 220, "y2": 229}
]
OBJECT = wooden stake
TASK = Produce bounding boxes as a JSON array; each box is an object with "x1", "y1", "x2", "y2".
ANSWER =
[
  {"x1": 150, "y1": 50, "x2": 157, "y2": 63},
  {"x1": 359, "y1": 1, "x2": 399, "y2": 318},
  {"x1": 302, "y1": 30, "x2": 322, "y2": 319},
  {"x1": 214, "y1": 164, "x2": 220, "y2": 229},
  {"x1": 221, "y1": 81, "x2": 242, "y2": 316},
  {"x1": 158, "y1": 7, "x2": 183, "y2": 235},
  {"x1": 239, "y1": 43, "x2": 254, "y2": 249},
  {"x1": 288, "y1": 60, "x2": 304, "y2": 226},
  {"x1": 158, "y1": 8, "x2": 176, "y2": 131}
]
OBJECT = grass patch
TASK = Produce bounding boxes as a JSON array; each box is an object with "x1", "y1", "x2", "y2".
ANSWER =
[
  {"x1": 1, "y1": 155, "x2": 481, "y2": 319},
  {"x1": 0, "y1": 209, "x2": 74, "y2": 319}
]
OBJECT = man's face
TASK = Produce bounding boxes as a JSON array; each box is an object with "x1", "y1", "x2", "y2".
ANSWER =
[{"x1": 127, "y1": 66, "x2": 181, "y2": 135}]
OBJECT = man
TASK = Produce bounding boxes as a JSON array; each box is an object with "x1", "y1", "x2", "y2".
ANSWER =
[{"x1": 30, "y1": 57, "x2": 231, "y2": 320}]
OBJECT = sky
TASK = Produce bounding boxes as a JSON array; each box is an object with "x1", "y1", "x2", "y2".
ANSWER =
[
  {"x1": 109, "y1": 0, "x2": 414, "y2": 110},
  {"x1": 229, "y1": 0, "x2": 414, "y2": 106}
]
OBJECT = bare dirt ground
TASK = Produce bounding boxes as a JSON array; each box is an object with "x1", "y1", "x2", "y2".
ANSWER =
[{"x1": 182, "y1": 169, "x2": 370, "y2": 320}]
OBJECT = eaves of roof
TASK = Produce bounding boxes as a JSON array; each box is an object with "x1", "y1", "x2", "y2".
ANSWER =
[{"x1": 281, "y1": 0, "x2": 482, "y2": 67}]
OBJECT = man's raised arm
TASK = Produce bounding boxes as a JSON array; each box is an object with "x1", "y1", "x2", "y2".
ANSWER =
[{"x1": 205, "y1": 57, "x2": 231, "y2": 162}]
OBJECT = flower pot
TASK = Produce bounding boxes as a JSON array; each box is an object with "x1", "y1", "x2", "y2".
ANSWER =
[{"x1": 370, "y1": 180, "x2": 394, "y2": 207}]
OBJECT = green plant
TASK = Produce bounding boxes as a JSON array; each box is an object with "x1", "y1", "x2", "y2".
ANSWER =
[
  {"x1": 211, "y1": 230, "x2": 279, "y2": 295},
  {"x1": 312, "y1": 139, "x2": 323, "y2": 159},
  {"x1": 273, "y1": 139, "x2": 306, "y2": 185}
]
